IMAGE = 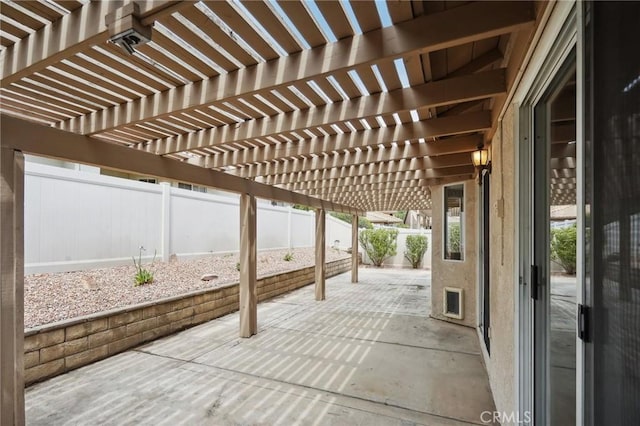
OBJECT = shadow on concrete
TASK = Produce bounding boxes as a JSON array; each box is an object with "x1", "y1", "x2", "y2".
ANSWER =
[{"x1": 26, "y1": 268, "x2": 496, "y2": 425}]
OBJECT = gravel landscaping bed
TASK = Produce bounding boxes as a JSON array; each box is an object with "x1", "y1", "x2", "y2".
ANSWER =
[{"x1": 25, "y1": 248, "x2": 349, "y2": 329}]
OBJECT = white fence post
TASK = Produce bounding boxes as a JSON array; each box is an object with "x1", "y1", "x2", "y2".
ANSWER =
[
  {"x1": 160, "y1": 182, "x2": 171, "y2": 262},
  {"x1": 287, "y1": 206, "x2": 292, "y2": 249}
]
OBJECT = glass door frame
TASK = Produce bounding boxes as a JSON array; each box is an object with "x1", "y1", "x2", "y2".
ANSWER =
[
  {"x1": 532, "y1": 54, "x2": 576, "y2": 425},
  {"x1": 516, "y1": 4, "x2": 580, "y2": 424}
]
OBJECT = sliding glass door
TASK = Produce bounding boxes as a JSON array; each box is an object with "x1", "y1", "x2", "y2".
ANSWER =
[
  {"x1": 582, "y1": 2, "x2": 640, "y2": 424},
  {"x1": 531, "y1": 54, "x2": 577, "y2": 426}
]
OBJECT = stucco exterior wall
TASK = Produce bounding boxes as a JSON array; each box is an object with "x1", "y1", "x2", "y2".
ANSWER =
[
  {"x1": 431, "y1": 180, "x2": 478, "y2": 328},
  {"x1": 481, "y1": 3, "x2": 576, "y2": 420},
  {"x1": 428, "y1": 3, "x2": 574, "y2": 422},
  {"x1": 484, "y1": 104, "x2": 517, "y2": 420}
]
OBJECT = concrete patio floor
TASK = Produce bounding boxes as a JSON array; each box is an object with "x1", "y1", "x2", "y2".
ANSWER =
[{"x1": 26, "y1": 268, "x2": 496, "y2": 425}]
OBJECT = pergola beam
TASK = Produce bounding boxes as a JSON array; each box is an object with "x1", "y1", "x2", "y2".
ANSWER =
[
  {"x1": 199, "y1": 118, "x2": 485, "y2": 170},
  {"x1": 337, "y1": 192, "x2": 428, "y2": 205},
  {"x1": 359, "y1": 202, "x2": 431, "y2": 211},
  {"x1": 354, "y1": 193, "x2": 430, "y2": 203},
  {"x1": 329, "y1": 189, "x2": 428, "y2": 203},
  {"x1": 330, "y1": 186, "x2": 428, "y2": 198},
  {"x1": 281, "y1": 173, "x2": 470, "y2": 191},
  {"x1": 59, "y1": 1, "x2": 534, "y2": 135},
  {"x1": 449, "y1": 48, "x2": 504, "y2": 78},
  {"x1": 230, "y1": 135, "x2": 480, "y2": 178},
  {"x1": 149, "y1": 69, "x2": 504, "y2": 157},
  {"x1": 261, "y1": 163, "x2": 474, "y2": 186},
  {"x1": 241, "y1": 150, "x2": 472, "y2": 179},
  {"x1": 339, "y1": 198, "x2": 428, "y2": 207},
  {"x1": 330, "y1": 185, "x2": 428, "y2": 197},
  {"x1": 0, "y1": 115, "x2": 362, "y2": 214},
  {"x1": 1, "y1": 1, "x2": 187, "y2": 87},
  {"x1": 303, "y1": 179, "x2": 431, "y2": 196}
]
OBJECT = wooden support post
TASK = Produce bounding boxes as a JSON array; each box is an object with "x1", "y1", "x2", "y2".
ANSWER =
[
  {"x1": 239, "y1": 193, "x2": 257, "y2": 338},
  {"x1": 351, "y1": 215, "x2": 359, "y2": 283},
  {"x1": 315, "y1": 209, "x2": 326, "y2": 301},
  {"x1": 0, "y1": 148, "x2": 25, "y2": 425}
]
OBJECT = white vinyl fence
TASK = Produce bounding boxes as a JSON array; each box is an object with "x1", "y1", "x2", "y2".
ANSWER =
[{"x1": 24, "y1": 163, "x2": 350, "y2": 274}]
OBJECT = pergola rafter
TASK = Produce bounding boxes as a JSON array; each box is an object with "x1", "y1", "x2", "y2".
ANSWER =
[
  {"x1": 283, "y1": 174, "x2": 469, "y2": 192},
  {"x1": 302, "y1": 179, "x2": 433, "y2": 196},
  {"x1": 0, "y1": 2, "x2": 555, "y2": 416},
  {"x1": 327, "y1": 188, "x2": 430, "y2": 203},
  {"x1": 336, "y1": 192, "x2": 430, "y2": 208},
  {"x1": 260, "y1": 164, "x2": 474, "y2": 186},
  {"x1": 144, "y1": 69, "x2": 505, "y2": 157},
  {"x1": 53, "y1": 1, "x2": 534, "y2": 136},
  {"x1": 1, "y1": 1, "x2": 191, "y2": 86},
  {"x1": 0, "y1": 0, "x2": 543, "y2": 214},
  {"x1": 233, "y1": 150, "x2": 473, "y2": 179},
  {"x1": 196, "y1": 120, "x2": 485, "y2": 170}
]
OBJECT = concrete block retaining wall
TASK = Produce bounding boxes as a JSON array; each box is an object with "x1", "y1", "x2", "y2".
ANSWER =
[{"x1": 24, "y1": 258, "x2": 351, "y2": 385}]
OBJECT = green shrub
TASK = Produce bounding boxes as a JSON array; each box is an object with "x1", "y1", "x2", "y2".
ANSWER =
[
  {"x1": 132, "y1": 246, "x2": 155, "y2": 286},
  {"x1": 404, "y1": 235, "x2": 428, "y2": 269},
  {"x1": 358, "y1": 228, "x2": 398, "y2": 267},
  {"x1": 283, "y1": 252, "x2": 293, "y2": 261},
  {"x1": 447, "y1": 223, "x2": 461, "y2": 256},
  {"x1": 551, "y1": 224, "x2": 577, "y2": 275},
  {"x1": 292, "y1": 204, "x2": 311, "y2": 211},
  {"x1": 394, "y1": 210, "x2": 407, "y2": 221},
  {"x1": 359, "y1": 218, "x2": 373, "y2": 229}
]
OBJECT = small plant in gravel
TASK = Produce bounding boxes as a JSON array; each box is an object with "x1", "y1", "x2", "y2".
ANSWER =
[
  {"x1": 132, "y1": 246, "x2": 155, "y2": 286},
  {"x1": 283, "y1": 252, "x2": 294, "y2": 261},
  {"x1": 404, "y1": 235, "x2": 428, "y2": 269},
  {"x1": 236, "y1": 262, "x2": 241, "y2": 271}
]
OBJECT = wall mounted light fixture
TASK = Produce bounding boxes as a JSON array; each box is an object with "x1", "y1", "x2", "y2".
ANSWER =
[
  {"x1": 471, "y1": 146, "x2": 490, "y2": 169},
  {"x1": 471, "y1": 145, "x2": 491, "y2": 184}
]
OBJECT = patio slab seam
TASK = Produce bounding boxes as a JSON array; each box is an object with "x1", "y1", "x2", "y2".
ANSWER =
[
  {"x1": 131, "y1": 348, "x2": 488, "y2": 426},
  {"x1": 267, "y1": 324, "x2": 482, "y2": 357}
]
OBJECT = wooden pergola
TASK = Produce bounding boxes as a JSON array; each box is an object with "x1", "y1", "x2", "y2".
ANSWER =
[{"x1": 0, "y1": 1, "x2": 554, "y2": 422}]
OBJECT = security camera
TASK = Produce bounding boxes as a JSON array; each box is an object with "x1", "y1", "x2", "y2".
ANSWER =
[
  {"x1": 110, "y1": 28, "x2": 150, "y2": 55},
  {"x1": 106, "y1": 3, "x2": 152, "y2": 55}
]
